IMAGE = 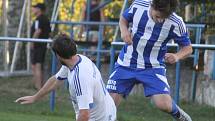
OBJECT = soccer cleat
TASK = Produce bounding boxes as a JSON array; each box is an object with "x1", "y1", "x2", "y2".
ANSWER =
[{"x1": 176, "y1": 107, "x2": 192, "y2": 121}]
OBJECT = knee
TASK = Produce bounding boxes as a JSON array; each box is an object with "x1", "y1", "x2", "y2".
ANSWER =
[{"x1": 153, "y1": 100, "x2": 172, "y2": 113}]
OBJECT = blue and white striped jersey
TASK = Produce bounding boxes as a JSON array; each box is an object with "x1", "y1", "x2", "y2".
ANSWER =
[{"x1": 117, "y1": 0, "x2": 191, "y2": 69}]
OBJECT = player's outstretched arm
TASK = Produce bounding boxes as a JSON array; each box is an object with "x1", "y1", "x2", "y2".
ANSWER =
[
  {"x1": 15, "y1": 96, "x2": 37, "y2": 104},
  {"x1": 15, "y1": 76, "x2": 63, "y2": 104},
  {"x1": 176, "y1": 45, "x2": 193, "y2": 60},
  {"x1": 165, "y1": 45, "x2": 192, "y2": 64}
]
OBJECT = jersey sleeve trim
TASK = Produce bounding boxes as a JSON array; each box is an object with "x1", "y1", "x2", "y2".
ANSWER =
[{"x1": 57, "y1": 76, "x2": 67, "y2": 81}]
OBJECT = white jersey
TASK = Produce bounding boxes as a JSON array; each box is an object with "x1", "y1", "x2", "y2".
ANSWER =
[{"x1": 55, "y1": 54, "x2": 116, "y2": 121}]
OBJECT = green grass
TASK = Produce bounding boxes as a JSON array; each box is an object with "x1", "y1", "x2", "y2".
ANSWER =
[
  {"x1": 0, "y1": 76, "x2": 215, "y2": 121},
  {"x1": 0, "y1": 112, "x2": 72, "y2": 121}
]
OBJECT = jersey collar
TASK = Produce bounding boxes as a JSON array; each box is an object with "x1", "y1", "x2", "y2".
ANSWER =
[{"x1": 70, "y1": 55, "x2": 82, "y2": 71}]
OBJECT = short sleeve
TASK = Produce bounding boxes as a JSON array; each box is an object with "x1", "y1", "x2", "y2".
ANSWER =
[
  {"x1": 55, "y1": 66, "x2": 68, "y2": 81},
  {"x1": 122, "y1": 3, "x2": 137, "y2": 23},
  {"x1": 172, "y1": 19, "x2": 191, "y2": 46},
  {"x1": 74, "y1": 67, "x2": 93, "y2": 110}
]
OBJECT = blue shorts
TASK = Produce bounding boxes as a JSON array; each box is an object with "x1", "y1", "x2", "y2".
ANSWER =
[{"x1": 106, "y1": 66, "x2": 170, "y2": 97}]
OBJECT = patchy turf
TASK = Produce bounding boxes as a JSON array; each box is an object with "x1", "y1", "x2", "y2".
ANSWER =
[{"x1": 0, "y1": 76, "x2": 214, "y2": 121}]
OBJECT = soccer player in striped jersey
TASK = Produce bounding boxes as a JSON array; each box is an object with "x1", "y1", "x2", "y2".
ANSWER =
[
  {"x1": 16, "y1": 34, "x2": 116, "y2": 121},
  {"x1": 106, "y1": 0, "x2": 192, "y2": 121}
]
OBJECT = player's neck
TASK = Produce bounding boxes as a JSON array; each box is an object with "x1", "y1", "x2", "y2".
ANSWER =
[
  {"x1": 36, "y1": 12, "x2": 42, "y2": 17},
  {"x1": 67, "y1": 55, "x2": 80, "y2": 69}
]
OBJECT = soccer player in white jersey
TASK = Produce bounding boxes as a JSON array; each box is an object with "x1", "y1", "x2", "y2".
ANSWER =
[
  {"x1": 106, "y1": 0, "x2": 192, "y2": 121},
  {"x1": 16, "y1": 34, "x2": 116, "y2": 121}
]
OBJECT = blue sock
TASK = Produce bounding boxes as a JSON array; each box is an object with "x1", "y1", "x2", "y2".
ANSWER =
[{"x1": 171, "y1": 101, "x2": 180, "y2": 118}]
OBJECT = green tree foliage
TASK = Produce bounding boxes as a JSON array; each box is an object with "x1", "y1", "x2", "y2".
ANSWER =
[{"x1": 0, "y1": 1, "x2": 2, "y2": 17}]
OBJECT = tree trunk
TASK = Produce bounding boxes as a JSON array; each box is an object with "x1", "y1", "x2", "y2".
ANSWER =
[{"x1": 185, "y1": 4, "x2": 192, "y2": 22}]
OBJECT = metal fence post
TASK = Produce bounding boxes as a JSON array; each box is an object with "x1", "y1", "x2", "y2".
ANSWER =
[
  {"x1": 213, "y1": 52, "x2": 215, "y2": 80},
  {"x1": 50, "y1": 53, "x2": 57, "y2": 112},
  {"x1": 96, "y1": 25, "x2": 104, "y2": 69},
  {"x1": 174, "y1": 47, "x2": 181, "y2": 105},
  {"x1": 191, "y1": 28, "x2": 202, "y2": 102},
  {"x1": 109, "y1": 45, "x2": 115, "y2": 75}
]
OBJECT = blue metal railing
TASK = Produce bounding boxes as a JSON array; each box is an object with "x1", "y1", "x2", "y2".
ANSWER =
[{"x1": 50, "y1": 54, "x2": 57, "y2": 112}]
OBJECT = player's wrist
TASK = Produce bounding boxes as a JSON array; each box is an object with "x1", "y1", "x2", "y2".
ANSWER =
[
  {"x1": 33, "y1": 93, "x2": 42, "y2": 102},
  {"x1": 174, "y1": 53, "x2": 180, "y2": 62}
]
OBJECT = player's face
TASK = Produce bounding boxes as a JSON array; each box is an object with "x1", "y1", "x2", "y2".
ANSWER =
[
  {"x1": 56, "y1": 55, "x2": 67, "y2": 66},
  {"x1": 150, "y1": 8, "x2": 166, "y2": 23},
  {"x1": 91, "y1": 0, "x2": 98, "y2": 4},
  {"x1": 59, "y1": 59, "x2": 67, "y2": 66},
  {"x1": 31, "y1": 7, "x2": 40, "y2": 15}
]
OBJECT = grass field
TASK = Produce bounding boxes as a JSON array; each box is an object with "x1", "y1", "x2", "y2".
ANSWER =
[{"x1": 0, "y1": 76, "x2": 214, "y2": 121}]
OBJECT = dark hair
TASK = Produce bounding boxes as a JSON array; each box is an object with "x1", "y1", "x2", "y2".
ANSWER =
[
  {"x1": 151, "y1": 0, "x2": 178, "y2": 18},
  {"x1": 52, "y1": 34, "x2": 77, "y2": 59},
  {"x1": 33, "y1": 3, "x2": 46, "y2": 11}
]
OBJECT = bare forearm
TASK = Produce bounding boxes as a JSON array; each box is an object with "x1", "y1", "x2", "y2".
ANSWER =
[
  {"x1": 77, "y1": 117, "x2": 88, "y2": 121},
  {"x1": 119, "y1": 16, "x2": 133, "y2": 44},
  {"x1": 34, "y1": 76, "x2": 62, "y2": 100},
  {"x1": 32, "y1": 29, "x2": 41, "y2": 38},
  {"x1": 77, "y1": 109, "x2": 89, "y2": 121},
  {"x1": 176, "y1": 45, "x2": 193, "y2": 60},
  {"x1": 119, "y1": 16, "x2": 129, "y2": 34}
]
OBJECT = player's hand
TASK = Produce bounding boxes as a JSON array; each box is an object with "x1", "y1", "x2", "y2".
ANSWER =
[
  {"x1": 15, "y1": 96, "x2": 37, "y2": 104},
  {"x1": 165, "y1": 53, "x2": 179, "y2": 64},
  {"x1": 121, "y1": 30, "x2": 133, "y2": 45}
]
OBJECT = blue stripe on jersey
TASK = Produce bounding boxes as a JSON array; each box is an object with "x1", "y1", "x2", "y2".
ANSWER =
[
  {"x1": 169, "y1": 18, "x2": 183, "y2": 34},
  {"x1": 157, "y1": 25, "x2": 175, "y2": 67},
  {"x1": 73, "y1": 67, "x2": 79, "y2": 96},
  {"x1": 170, "y1": 23, "x2": 191, "y2": 46},
  {"x1": 119, "y1": 45, "x2": 128, "y2": 62},
  {"x1": 169, "y1": 15, "x2": 185, "y2": 35},
  {"x1": 70, "y1": 55, "x2": 82, "y2": 71},
  {"x1": 123, "y1": 6, "x2": 137, "y2": 23},
  {"x1": 143, "y1": 22, "x2": 164, "y2": 68},
  {"x1": 162, "y1": 25, "x2": 175, "y2": 45},
  {"x1": 133, "y1": 2, "x2": 149, "y2": 7},
  {"x1": 73, "y1": 66, "x2": 82, "y2": 96},
  {"x1": 134, "y1": 0, "x2": 150, "y2": 6},
  {"x1": 76, "y1": 66, "x2": 82, "y2": 95},
  {"x1": 89, "y1": 103, "x2": 95, "y2": 109},
  {"x1": 130, "y1": 11, "x2": 148, "y2": 68}
]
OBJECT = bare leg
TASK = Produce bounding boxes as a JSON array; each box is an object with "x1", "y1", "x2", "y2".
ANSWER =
[
  {"x1": 151, "y1": 94, "x2": 172, "y2": 112},
  {"x1": 151, "y1": 94, "x2": 192, "y2": 121},
  {"x1": 110, "y1": 93, "x2": 123, "y2": 107},
  {"x1": 32, "y1": 63, "x2": 43, "y2": 90}
]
